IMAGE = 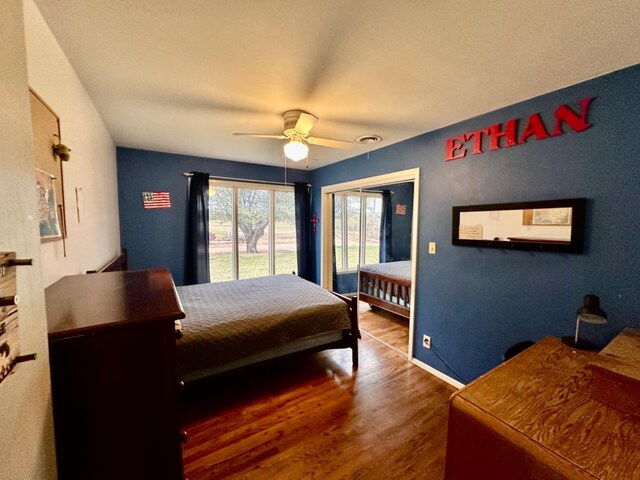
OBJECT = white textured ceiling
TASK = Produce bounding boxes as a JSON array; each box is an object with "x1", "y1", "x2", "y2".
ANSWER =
[{"x1": 33, "y1": 0, "x2": 640, "y2": 169}]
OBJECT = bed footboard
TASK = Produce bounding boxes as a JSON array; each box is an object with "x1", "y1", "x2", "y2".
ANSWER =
[
  {"x1": 358, "y1": 269, "x2": 410, "y2": 319},
  {"x1": 331, "y1": 292, "x2": 360, "y2": 368}
]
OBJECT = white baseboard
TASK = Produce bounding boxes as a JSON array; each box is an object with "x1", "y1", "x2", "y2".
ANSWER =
[{"x1": 411, "y1": 357, "x2": 465, "y2": 389}]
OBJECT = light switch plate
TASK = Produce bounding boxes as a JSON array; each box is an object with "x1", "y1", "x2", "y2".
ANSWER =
[{"x1": 428, "y1": 242, "x2": 436, "y2": 254}]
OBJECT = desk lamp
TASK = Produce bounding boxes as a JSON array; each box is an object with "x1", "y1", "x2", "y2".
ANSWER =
[{"x1": 562, "y1": 294, "x2": 607, "y2": 350}]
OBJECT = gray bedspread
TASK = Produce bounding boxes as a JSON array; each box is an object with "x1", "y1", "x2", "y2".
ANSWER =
[
  {"x1": 175, "y1": 274, "x2": 351, "y2": 377},
  {"x1": 359, "y1": 260, "x2": 412, "y2": 283}
]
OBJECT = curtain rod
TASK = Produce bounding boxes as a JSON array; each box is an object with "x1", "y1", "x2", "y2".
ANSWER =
[
  {"x1": 333, "y1": 188, "x2": 391, "y2": 195},
  {"x1": 182, "y1": 172, "x2": 309, "y2": 187}
]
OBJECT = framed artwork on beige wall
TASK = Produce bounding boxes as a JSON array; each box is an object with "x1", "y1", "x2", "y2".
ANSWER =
[
  {"x1": 35, "y1": 168, "x2": 62, "y2": 240},
  {"x1": 29, "y1": 89, "x2": 67, "y2": 246}
]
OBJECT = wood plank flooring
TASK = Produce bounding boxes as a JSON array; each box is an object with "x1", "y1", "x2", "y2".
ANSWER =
[
  {"x1": 182, "y1": 335, "x2": 455, "y2": 479},
  {"x1": 358, "y1": 301, "x2": 409, "y2": 354}
]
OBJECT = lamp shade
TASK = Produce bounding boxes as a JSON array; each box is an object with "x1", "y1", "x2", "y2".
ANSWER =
[
  {"x1": 577, "y1": 294, "x2": 607, "y2": 324},
  {"x1": 562, "y1": 293, "x2": 607, "y2": 350},
  {"x1": 283, "y1": 139, "x2": 308, "y2": 161}
]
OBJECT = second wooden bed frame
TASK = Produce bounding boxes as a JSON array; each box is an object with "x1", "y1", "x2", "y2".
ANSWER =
[{"x1": 358, "y1": 267, "x2": 411, "y2": 319}]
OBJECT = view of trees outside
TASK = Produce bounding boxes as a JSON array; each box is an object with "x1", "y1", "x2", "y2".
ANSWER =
[
  {"x1": 237, "y1": 187, "x2": 270, "y2": 278},
  {"x1": 365, "y1": 196, "x2": 382, "y2": 264},
  {"x1": 334, "y1": 193, "x2": 382, "y2": 272},
  {"x1": 208, "y1": 183, "x2": 297, "y2": 282},
  {"x1": 274, "y1": 190, "x2": 297, "y2": 274},
  {"x1": 209, "y1": 186, "x2": 234, "y2": 281},
  {"x1": 346, "y1": 195, "x2": 361, "y2": 271},
  {"x1": 208, "y1": 184, "x2": 383, "y2": 281}
]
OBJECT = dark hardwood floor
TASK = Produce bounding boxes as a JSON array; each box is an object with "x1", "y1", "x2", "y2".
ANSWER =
[
  {"x1": 182, "y1": 334, "x2": 455, "y2": 479},
  {"x1": 358, "y1": 301, "x2": 410, "y2": 355}
]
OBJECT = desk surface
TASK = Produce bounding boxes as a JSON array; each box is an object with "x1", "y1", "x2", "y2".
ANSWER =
[{"x1": 447, "y1": 337, "x2": 640, "y2": 479}]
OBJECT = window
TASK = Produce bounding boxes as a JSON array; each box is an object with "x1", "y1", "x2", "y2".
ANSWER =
[
  {"x1": 334, "y1": 192, "x2": 382, "y2": 273},
  {"x1": 208, "y1": 180, "x2": 297, "y2": 282}
]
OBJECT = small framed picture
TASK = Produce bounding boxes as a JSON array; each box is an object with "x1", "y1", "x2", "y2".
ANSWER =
[
  {"x1": 35, "y1": 168, "x2": 63, "y2": 241},
  {"x1": 523, "y1": 207, "x2": 572, "y2": 226}
]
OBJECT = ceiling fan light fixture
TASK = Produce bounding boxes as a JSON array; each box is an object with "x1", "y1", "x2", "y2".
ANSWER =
[{"x1": 283, "y1": 139, "x2": 308, "y2": 161}]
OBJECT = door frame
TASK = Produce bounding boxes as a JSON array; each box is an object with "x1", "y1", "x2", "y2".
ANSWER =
[{"x1": 320, "y1": 168, "x2": 420, "y2": 359}]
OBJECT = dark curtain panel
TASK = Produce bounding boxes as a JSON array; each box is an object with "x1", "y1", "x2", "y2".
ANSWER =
[
  {"x1": 294, "y1": 182, "x2": 313, "y2": 281},
  {"x1": 185, "y1": 172, "x2": 210, "y2": 285},
  {"x1": 379, "y1": 189, "x2": 393, "y2": 263}
]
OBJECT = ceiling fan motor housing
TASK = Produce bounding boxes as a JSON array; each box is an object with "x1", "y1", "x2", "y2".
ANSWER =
[{"x1": 283, "y1": 110, "x2": 312, "y2": 137}]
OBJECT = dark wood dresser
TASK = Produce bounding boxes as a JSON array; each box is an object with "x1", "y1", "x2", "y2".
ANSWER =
[
  {"x1": 46, "y1": 268, "x2": 185, "y2": 480},
  {"x1": 445, "y1": 336, "x2": 640, "y2": 479}
]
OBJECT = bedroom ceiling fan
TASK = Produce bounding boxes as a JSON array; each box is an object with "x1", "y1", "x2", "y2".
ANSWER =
[{"x1": 233, "y1": 110, "x2": 352, "y2": 162}]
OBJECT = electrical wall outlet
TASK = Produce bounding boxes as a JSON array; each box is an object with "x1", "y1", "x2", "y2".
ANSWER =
[{"x1": 423, "y1": 334, "x2": 431, "y2": 349}]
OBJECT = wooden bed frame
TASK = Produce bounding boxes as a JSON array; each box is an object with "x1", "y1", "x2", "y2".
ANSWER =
[
  {"x1": 87, "y1": 250, "x2": 360, "y2": 372},
  {"x1": 358, "y1": 267, "x2": 411, "y2": 319},
  {"x1": 327, "y1": 291, "x2": 359, "y2": 367},
  {"x1": 86, "y1": 249, "x2": 128, "y2": 273}
]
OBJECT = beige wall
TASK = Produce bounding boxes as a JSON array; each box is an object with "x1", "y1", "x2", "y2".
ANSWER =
[
  {"x1": 23, "y1": 0, "x2": 120, "y2": 286},
  {"x1": 0, "y1": 1, "x2": 122, "y2": 476},
  {"x1": 0, "y1": 1, "x2": 57, "y2": 477}
]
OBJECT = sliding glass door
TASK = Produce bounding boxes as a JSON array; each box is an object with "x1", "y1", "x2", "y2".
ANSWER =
[
  {"x1": 237, "y1": 186, "x2": 270, "y2": 279},
  {"x1": 334, "y1": 191, "x2": 382, "y2": 273},
  {"x1": 208, "y1": 180, "x2": 296, "y2": 282},
  {"x1": 274, "y1": 190, "x2": 297, "y2": 274}
]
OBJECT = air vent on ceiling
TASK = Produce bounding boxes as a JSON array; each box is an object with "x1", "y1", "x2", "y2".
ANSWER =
[{"x1": 355, "y1": 135, "x2": 382, "y2": 144}]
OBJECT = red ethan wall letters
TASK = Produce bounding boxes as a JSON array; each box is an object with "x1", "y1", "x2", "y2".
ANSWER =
[{"x1": 445, "y1": 97, "x2": 594, "y2": 161}]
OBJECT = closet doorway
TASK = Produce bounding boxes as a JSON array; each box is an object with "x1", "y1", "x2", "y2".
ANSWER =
[{"x1": 320, "y1": 168, "x2": 420, "y2": 359}]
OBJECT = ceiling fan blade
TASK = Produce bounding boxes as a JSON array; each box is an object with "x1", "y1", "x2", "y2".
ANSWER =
[
  {"x1": 233, "y1": 133, "x2": 287, "y2": 139},
  {"x1": 307, "y1": 136, "x2": 352, "y2": 149},
  {"x1": 294, "y1": 113, "x2": 319, "y2": 136}
]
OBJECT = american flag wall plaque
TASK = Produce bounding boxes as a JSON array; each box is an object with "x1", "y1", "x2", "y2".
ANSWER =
[{"x1": 142, "y1": 192, "x2": 171, "y2": 209}]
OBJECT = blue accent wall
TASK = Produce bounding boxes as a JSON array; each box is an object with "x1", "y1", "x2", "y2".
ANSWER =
[
  {"x1": 117, "y1": 148, "x2": 310, "y2": 286},
  {"x1": 388, "y1": 181, "x2": 414, "y2": 261},
  {"x1": 311, "y1": 65, "x2": 640, "y2": 382}
]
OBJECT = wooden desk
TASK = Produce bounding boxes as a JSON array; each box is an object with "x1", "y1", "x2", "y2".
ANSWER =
[
  {"x1": 46, "y1": 268, "x2": 185, "y2": 480},
  {"x1": 445, "y1": 337, "x2": 640, "y2": 479}
]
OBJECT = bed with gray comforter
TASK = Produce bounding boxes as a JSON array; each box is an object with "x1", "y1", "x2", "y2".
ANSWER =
[{"x1": 175, "y1": 274, "x2": 358, "y2": 382}]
